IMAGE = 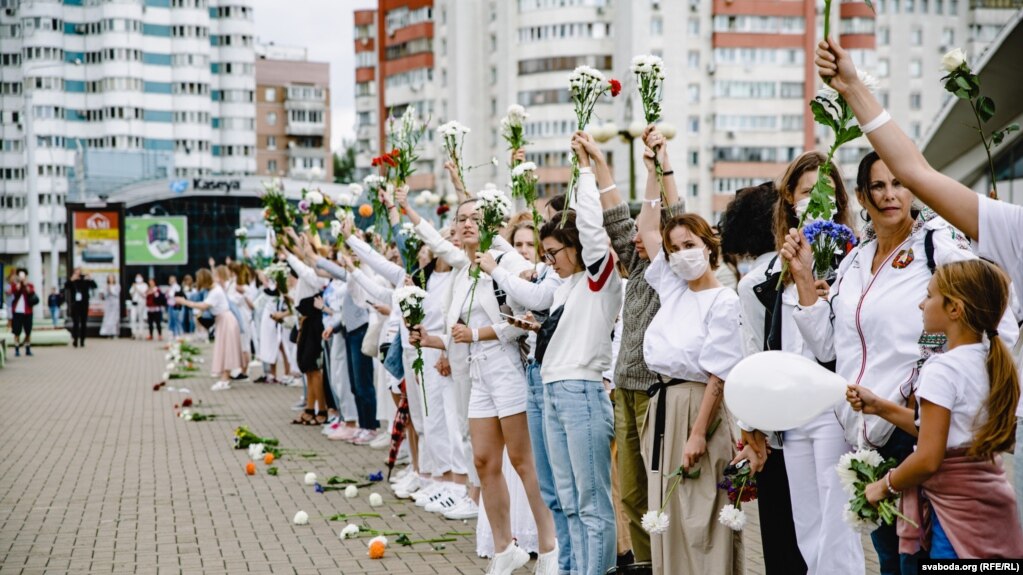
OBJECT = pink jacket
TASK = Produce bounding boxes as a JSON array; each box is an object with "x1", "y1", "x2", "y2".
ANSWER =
[{"x1": 899, "y1": 450, "x2": 1023, "y2": 558}]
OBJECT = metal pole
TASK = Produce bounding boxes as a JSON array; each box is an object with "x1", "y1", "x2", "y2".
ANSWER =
[{"x1": 24, "y1": 88, "x2": 42, "y2": 318}]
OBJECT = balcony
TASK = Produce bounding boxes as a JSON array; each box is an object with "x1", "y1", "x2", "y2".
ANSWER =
[
  {"x1": 286, "y1": 121, "x2": 325, "y2": 136},
  {"x1": 284, "y1": 99, "x2": 326, "y2": 113}
]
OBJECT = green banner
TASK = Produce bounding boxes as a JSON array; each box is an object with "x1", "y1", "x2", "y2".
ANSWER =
[{"x1": 125, "y1": 216, "x2": 188, "y2": 265}]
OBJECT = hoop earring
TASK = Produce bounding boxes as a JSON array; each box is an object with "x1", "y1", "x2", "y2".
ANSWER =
[{"x1": 860, "y1": 208, "x2": 871, "y2": 223}]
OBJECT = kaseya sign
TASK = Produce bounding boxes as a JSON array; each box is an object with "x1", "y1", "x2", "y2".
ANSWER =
[{"x1": 192, "y1": 178, "x2": 241, "y2": 192}]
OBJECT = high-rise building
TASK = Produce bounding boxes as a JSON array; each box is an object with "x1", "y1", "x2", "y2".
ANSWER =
[
  {"x1": 255, "y1": 43, "x2": 332, "y2": 182},
  {"x1": 0, "y1": 0, "x2": 256, "y2": 294},
  {"x1": 351, "y1": 0, "x2": 1020, "y2": 221}
]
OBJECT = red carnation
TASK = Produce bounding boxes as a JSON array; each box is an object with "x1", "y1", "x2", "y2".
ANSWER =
[
  {"x1": 182, "y1": 397, "x2": 193, "y2": 407},
  {"x1": 383, "y1": 155, "x2": 398, "y2": 168},
  {"x1": 609, "y1": 79, "x2": 622, "y2": 97},
  {"x1": 436, "y1": 204, "x2": 450, "y2": 216},
  {"x1": 390, "y1": 148, "x2": 401, "y2": 157},
  {"x1": 371, "y1": 157, "x2": 380, "y2": 167}
]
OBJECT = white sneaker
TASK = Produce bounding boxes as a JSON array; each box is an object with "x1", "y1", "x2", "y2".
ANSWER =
[
  {"x1": 369, "y1": 432, "x2": 391, "y2": 449},
  {"x1": 485, "y1": 543, "x2": 529, "y2": 575},
  {"x1": 424, "y1": 485, "x2": 464, "y2": 514},
  {"x1": 394, "y1": 474, "x2": 422, "y2": 499},
  {"x1": 389, "y1": 466, "x2": 410, "y2": 484},
  {"x1": 533, "y1": 542, "x2": 559, "y2": 575},
  {"x1": 442, "y1": 496, "x2": 479, "y2": 520},
  {"x1": 391, "y1": 471, "x2": 417, "y2": 493},
  {"x1": 410, "y1": 480, "x2": 441, "y2": 504},
  {"x1": 210, "y1": 380, "x2": 231, "y2": 391},
  {"x1": 414, "y1": 482, "x2": 448, "y2": 507}
]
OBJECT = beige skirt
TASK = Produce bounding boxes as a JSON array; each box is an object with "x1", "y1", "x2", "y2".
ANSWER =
[
  {"x1": 641, "y1": 381, "x2": 743, "y2": 575},
  {"x1": 211, "y1": 311, "x2": 242, "y2": 376}
]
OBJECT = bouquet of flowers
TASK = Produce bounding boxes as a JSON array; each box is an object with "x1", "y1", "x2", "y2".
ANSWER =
[
  {"x1": 264, "y1": 261, "x2": 293, "y2": 313},
  {"x1": 261, "y1": 179, "x2": 297, "y2": 247},
  {"x1": 501, "y1": 105, "x2": 530, "y2": 162},
  {"x1": 235, "y1": 227, "x2": 248, "y2": 250},
  {"x1": 716, "y1": 459, "x2": 758, "y2": 531},
  {"x1": 395, "y1": 285, "x2": 429, "y2": 414},
  {"x1": 464, "y1": 186, "x2": 511, "y2": 323},
  {"x1": 510, "y1": 161, "x2": 542, "y2": 261},
  {"x1": 438, "y1": 120, "x2": 471, "y2": 189},
  {"x1": 631, "y1": 54, "x2": 673, "y2": 215},
  {"x1": 233, "y1": 426, "x2": 280, "y2": 450},
  {"x1": 940, "y1": 48, "x2": 1019, "y2": 200},
  {"x1": 398, "y1": 221, "x2": 425, "y2": 285},
  {"x1": 387, "y1": 106, "x2": 428, "y2": 188},
  {"x1": 563, "y1": 65, "x2": 621, "y2": 225},
  {"x1": 836, "y1": 448, "x2": 914, "y2": 533},
  {"x1": 803, "y1": 220, "x2": 858, "y2": 281},
  {"x1": 363, "y1": 174, "x2": 389, "y2": 239}
]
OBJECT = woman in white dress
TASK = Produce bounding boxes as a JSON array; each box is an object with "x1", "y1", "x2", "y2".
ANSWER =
[
  {"x1": 129, "y1": 275, "x2": 147, "y2": 339},
  {"x1": 99, "y1": 274, "x2": 120, "y2": 338}
]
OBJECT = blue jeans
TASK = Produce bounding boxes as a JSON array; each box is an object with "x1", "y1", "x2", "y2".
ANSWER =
[
  {"x1": 342, "y1": 323, "x2": 377, "y2": 430},
  {"x1": 50, "y1": 306, "x2": 60, "y2": 328},
  {"x1": 544, "y1": 379, "x2": 616, "y2": 575},
  {"x1": 526, "y1": 361, "x2": 574, "y2": 574},
  {"x1": 167, "y1": 307, "x2": 182, "y2": 337},
  {"x1": 871, "y1": 428, "x2": 926, "y2": 574}
]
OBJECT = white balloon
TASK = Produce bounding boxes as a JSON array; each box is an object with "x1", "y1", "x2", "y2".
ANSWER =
[{"x1": 724, "y1": 351, "x2": 846, "y2": 431}]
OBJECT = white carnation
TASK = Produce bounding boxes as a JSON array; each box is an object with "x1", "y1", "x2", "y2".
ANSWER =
[
  {"x1": 330, "y1": 220, "x2": 343, "y2": 238},
  {"x1": 305, "y1": 190, "x2": 324, "y2": 205},
  {"x1": 336, "y1": 192, "x2": 354, "y2": 207},
  {"x1": 717, "y1": 505, "x2": 747, "y2": 531},
  {"x1": 344, "y1": 485, "x2": 359, "y2": 498},
  {"x1": 368, "y1": 493, "x2": 384, "y2": 507},
  {"x1": 247, "y1": 443, "x2": 265, "y2": 460},
  {"x1": 348, "y1": 183, "x2": 364, "y2": 197},
  {"x1": 234, "y1": 227, "x2": 248, "y2": 238},
  {"x1": 641, "y1": 510, "x2": 670, "y2": 534},
  {"x1": 506, "y1": 104, "x2": 528, "y2": 124},
  {"x1": 292, "y1": 511, "x2": 309, "y2": 525},
  {"x1": 340, "y1": 524, "x2": 360, "y2": 539},
  {"x1": 511, "y1": 162, "x2": 538, "y2": 177},
  {"x1": 304, "y1": 472, "x2": 317, "y2": 486}
]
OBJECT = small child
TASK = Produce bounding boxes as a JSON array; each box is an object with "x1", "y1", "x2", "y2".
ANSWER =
[{"x1": 865, "y1": 259, "x2": 1023, "y2": 558}]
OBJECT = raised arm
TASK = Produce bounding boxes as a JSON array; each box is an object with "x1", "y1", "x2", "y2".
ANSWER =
[
  {"x1": 572, "y1": 132, "x2": 616, "y2": 291},
  {"x1": 345, "y1": 234, "x2": 406, "y2": 287},
  {"x1": 315, "y1": 256, "x2": 348, "y2": 281},
  {"x1": 816, "y1": 37, "x2": 979, "y2": 239},
  {"x1": 415, "y1": 218, "x2": 469, "y2": 268},
  {"x1": 394, "y1": 185, "x2": 421, "y2": 226},
  {"x1": 635, "y1": 140, "x2": 666, "y2": 258},
  {"x1": 444, "y1": 160, "x2": 470, "y2": 202}
]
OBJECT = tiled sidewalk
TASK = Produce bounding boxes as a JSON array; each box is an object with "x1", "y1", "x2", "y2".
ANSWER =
[{"x1": 0, "y1": 338, "x2": 883, "y2": 574}]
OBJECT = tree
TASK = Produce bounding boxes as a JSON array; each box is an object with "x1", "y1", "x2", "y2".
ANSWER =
[{"x1": 333, "y1": 141, "x2": 357, "y2": 183}]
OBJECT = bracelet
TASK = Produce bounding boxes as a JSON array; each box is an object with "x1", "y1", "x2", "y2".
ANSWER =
[
  {"x1": 861, "y1": 109, "x2": 892, "y2": 134},
  {"x1": 471, "y1": 328, "x2": 479, "y2": 343},
  {"x1": 662, "y1": 170, "x2": 674, "y2": 176},
  {"x1": 645, "y1": 198, "x2": 662, "y2": 207},
  {"x1": 599, "y1": 184, "x2": 617, "y2": 195},
  {"x1": 579, "y1": 166, "x2": 594, "y2": 174},
  {"x1": 885, "y1": 470, "x2": 901, "y2": 496}
]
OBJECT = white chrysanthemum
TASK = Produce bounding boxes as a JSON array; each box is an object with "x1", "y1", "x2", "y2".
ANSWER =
[
  {"x1": 394, "y1": 285, "x2": 428, "y2": 306},
  {"x1": 305, "y1": 190, "x2": 324, "y2": 205},
  {"x1": 506, "y1": 104, "x2": 528, "y2": 125},
  {"x1": 348, "y1": 183, "x2": 363, "y2": 197},
  {"x1": 835, "y1": 452, "x2": 859, "y2": 494},
  {"x1": 234, "y1": 227, "x2": 248, "y2": 238},
  {"x1": 718, "y1": 505, "x2": 747, "y2": 531},
  {"x1": 854, "y1": 448, "x2": 884, "y2": 469},
  {"x1": 363, "y1": 174, "x2": 385, "y2": 187},
  {"x1": 641, "y1": 510, "x2": 670, "y2": 534},
  {"x1": 368, "y1": 535, "x2": 388, "y2": 547},
  {"x1": 511, "y1": 162, "x2": 538, "y2": 177},
  {"x1": 330, "y1": 220, "x2": 343, "y2": 238},
  {"x1": 344, "y1": 485, "x2": 359, "y2": 498},
  {"x1": 293, "y1": 511, "x2": 309, "y2": 525},
  {"x1": 161, "y1": 371, "x2": 170, "y2": 382},
  {"x1": 336, "y1": 192, "x2": 354, "y2": 207},
  {"x1": 304, "y1": 472, "x2": 317, "y2": 486},
  {"x1": 843, "y1": 502, "x2": 879, "y2": 534},
  {"x1": 368, "y1": 493, "x2": 383, "y2": 507},
  {"x1": 340, "y1": 524, "x2": 360, "y2": 539}
]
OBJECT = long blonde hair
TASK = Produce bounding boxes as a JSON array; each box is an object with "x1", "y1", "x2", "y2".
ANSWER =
[{"x1": 933, "y1": 260, "x2": 1018, "y2": 459}]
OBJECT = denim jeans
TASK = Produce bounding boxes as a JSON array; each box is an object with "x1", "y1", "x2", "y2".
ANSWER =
[
  {"x1": 50, "y1": 306, "x2": 60, "y2": 328},
  {"x1": 526, "y1": 361, "x2": 574, "y2": 574},
  {"x1": 871, "y1": 428, "x2": 926, "y2": 574},
  {"x1": 544, "y1": 379, "x2": 616, "y2": 575},
  {"x1": 167, "y1": 306, "x2": 182, "y2": 337},
  {"x1": 342, "y1": 323, "x2": 377, "y2": 430}
]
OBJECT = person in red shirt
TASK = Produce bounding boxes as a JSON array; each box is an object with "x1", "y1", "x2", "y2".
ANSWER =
[{"x1": 7, "y1": 268, "x2": 36, "y2": 357}]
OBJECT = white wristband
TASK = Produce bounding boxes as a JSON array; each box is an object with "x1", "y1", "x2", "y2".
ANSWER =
[
  {"x1": 579, "y1": 166, "x2": 593, "y2": 175},
  {"x1": 645, "y1": 198, "x2": 662, "y2": 207},
  {"x1": 599, "y1": 184, "x2": 617, "y2": 195},
  {"x1": 861, "y1": 110, "x2": 892, "y2": 135},
  {"x1": 472, "y1": 328, "x2": 479, "y2": 342}
]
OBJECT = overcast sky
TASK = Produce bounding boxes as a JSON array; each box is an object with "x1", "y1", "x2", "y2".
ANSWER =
[{"x1": 252, "y1": 0, "x2": 376, "y2": 153}]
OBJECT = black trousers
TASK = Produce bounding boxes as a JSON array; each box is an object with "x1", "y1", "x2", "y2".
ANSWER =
[
  {"x1": 758, "y1": 447, "x2": 808, "y2": 575},
  {"x1": 70, "y1": 304, "x2": 89, "y2": 344},
  {"x1": 147, "y1": 310, "x2": 163, "y2": 337}
]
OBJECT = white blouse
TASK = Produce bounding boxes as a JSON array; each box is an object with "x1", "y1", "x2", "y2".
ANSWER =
[
  {"x1": 915, "y1": 343, "x2": 989, "y2": 449},
  {"x1": 643, "y1": 252, "x2": 744, "y2": 384},
  {"x1": 204, "y1": 284, "x2": 230, "y2": 316}
]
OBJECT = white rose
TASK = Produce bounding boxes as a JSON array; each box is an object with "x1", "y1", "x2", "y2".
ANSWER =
[
  {"x1": 368, "y1": 493, "x2": 383, "y2": 507},
  {"x1": 306, "y1": 191, "x2": 324, "y2": 205},
  {"x1": 340, "y1": 524, "x2": 360, "y2": 539},
  {"x1": 344, "y1": 485, "x2": 359, "y2": 498},
  {"x1": 304, "y1": 472, "x2": 317, "y2": 485},
  {"x1": 941, "y1": 47, "x2": 967, "y2": 73},
  {"x1": 293, "y1": 511, "x2": 309, "y2": 525}
]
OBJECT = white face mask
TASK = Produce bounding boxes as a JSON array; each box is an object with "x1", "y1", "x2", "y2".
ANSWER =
[
  {"x1": 794, "y1": 197, "x2": 836, "y2": 223},
  {"x1": 669, "y1": 248, "x2": 709, "y2": 281}
]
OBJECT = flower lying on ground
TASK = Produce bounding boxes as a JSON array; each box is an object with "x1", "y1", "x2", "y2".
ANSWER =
[
  {"x1": 248, "y1": 443, "x2": 265, "y2": 460},
  {"x1": 340, "y1": 524, "x2": 360, "y2": 540},
  {"x1": 304, "y1": 472, "x2": 317, "y2": 486},
  {"x1": 368, "y1": 493, "x2": 383, "y2": 507},
  {"x1": 367, "y1": 536, "x2": 387, "y2": 559},
  {"x1": 293, "y1": 511, "x2": 309, "y2": 525},
  {"x1": 345, "y1": 485, "x2": 359, "y2": 498}
]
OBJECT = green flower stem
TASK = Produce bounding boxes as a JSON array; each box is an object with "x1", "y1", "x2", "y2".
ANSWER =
[
  {"x1": 653, "y1": 154, "x2": 673, "y2": 219},
  {"x1": 970, "y1": 100, "x2": 999, "y2": 199}
]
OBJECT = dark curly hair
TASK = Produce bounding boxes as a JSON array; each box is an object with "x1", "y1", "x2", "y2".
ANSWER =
[
  {"x1": 539, "y1": 210, "x2": 583, "y2": 268},
  {"x1": 719, "y1": 181, "x2": 778, "y2": 259}
]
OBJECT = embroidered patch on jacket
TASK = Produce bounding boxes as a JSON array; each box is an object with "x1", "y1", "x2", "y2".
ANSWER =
[{"x1": 892, "y1": 248, "x2": 915, "y2": 269}]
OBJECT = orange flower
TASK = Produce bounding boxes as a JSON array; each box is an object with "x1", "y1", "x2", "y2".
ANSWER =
[
  {"x1": 316, "y1": 221, "x2": 325, "y2": 229},
  {"x1": 264, "y1": 453, "x2": 275, "y2": 465},
  {"x1": 246, "y1": 461, "x2": 256, "y2": 475},
  {"x1": 367, "y1": 539, "x2": 386, "y2": 559},
  {"x1": 359, "y1": 204, "x2": 373, "y2": 218}
]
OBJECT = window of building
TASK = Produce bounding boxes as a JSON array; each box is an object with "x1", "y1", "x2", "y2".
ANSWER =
[
  {"x1": 942, "y1": 27, "x2": 954, "y2": 47},
  {"x1": 268, "y1": 159, "x2": 277, "y2": 174},
  {"x1": 910, "y1": 92, "x2": 922, "y2": 110},
  {"x1": 911, "y1": 27, "x2": 923, "y2": 46},
  {"x1": 687, "y1": 50, "x2": 699, "y2": 69},
  {"x1": 267, "y1": 135, "x2": 276, "y2": 150},
  {"x1": 651, "y1": 16, "x2": 663, "y2": 36},
  {"x1": 688, "y1": 84, "x2": 700, "y2": 103},
  {"x1": 878, "y1": 26, "x2": 889, "y2": 45},
  {"x1": 909, "y1": 59, "x2": 922, "y2": 78},
  {"x1": 265, "y1": 87, "x2": 276, "y2": 102},
  {"x1": 688, "y1": 115, "x2": 699, "y2": 134}
]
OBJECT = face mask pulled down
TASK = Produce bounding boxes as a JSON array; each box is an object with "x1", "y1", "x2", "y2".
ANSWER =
[{"x1": 669, "y1": 248, "x2": 709, "y2": 281}]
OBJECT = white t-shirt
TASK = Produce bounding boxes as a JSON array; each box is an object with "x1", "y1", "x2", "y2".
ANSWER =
[
  {"x1": 978, "y1": 196, "x2": 1023, "y2": 312},
  {"x1": 643, "y1": 252, "x2": 744, "y2": 383},
  {"x1": 204, "y1": 284, "x2": 229, "y2": 316},
  {"x1": 915, "y1": 343, "x2": 989, "y2": 449}
]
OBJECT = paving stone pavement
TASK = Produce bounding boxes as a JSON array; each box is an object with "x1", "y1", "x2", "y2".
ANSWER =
[{"x1": 0, "y1": 338, "x2": 884, "y2": 574}]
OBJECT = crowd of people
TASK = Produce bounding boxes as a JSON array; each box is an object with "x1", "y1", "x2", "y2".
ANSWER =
[{"x1": 5, "y1": 38, "x2": 1023, "y2": 575}]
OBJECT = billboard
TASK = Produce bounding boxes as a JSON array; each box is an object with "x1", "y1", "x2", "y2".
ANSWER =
[
  {"x1": 69, "y1": 206, "x2": 124, "y2": 317},
  {"x1": 237, "y1": 207, "x2": 272, "y2": 261},
  {"x1": 125, "y1": 216, "x2": 188, "y2": 265}
]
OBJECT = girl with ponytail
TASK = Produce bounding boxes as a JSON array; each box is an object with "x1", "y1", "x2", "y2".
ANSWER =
[{"x1": 863, "y1": 259, "x2": 1023, "y2": 558}]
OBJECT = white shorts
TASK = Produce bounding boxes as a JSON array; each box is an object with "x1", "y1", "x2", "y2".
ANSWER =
[{"x1": 466, "y1": 344, "x2": 527, "y2": 419}]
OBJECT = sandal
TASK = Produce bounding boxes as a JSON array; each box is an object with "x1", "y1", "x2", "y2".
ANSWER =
[
  {"x1": 291, "y1": 409, "x2": 315, "y2": 425},
  {"x1": 314, "y1": 411, "x2": 329, "y2": 425}
]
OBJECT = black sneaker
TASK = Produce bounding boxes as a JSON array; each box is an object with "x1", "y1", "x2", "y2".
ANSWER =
[
  {"x1": 25, "y1": 346, "x2": 33, "y2": 356},
  {"x1": 254, "y1": 375, "x2": 268, "y2": 384},
  {"x1": 230, "y1": 373, "x2": 249, "y2": 380}
]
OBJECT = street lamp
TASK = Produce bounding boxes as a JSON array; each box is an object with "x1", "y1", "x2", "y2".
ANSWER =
[
  {"x1": 589, "y1": 120, "x2": 676, "y2": 200},
  {"x1": 23, "y1": 59, "x2": 79, "y2": 311}
]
